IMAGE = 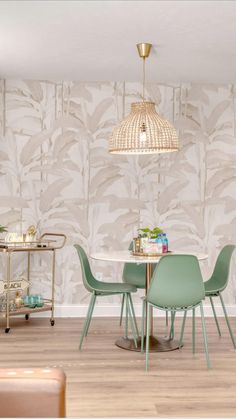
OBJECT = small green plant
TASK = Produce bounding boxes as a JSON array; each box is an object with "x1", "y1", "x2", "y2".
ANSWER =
[
  {"x1": 0, "y1": 225, "x2": 7, "y2": 233},
  {"x1": 138, "y1": 226, "x2": 163, "y2": 239}
]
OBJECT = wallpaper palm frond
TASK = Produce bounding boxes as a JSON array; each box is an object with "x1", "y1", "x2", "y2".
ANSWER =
[{"x1": 0, "y1": 80, "x2": 235, "y2": 305}]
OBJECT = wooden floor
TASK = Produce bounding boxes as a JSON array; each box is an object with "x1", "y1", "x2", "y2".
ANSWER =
[{"x1": 0, "y1": 316, "x2": 236, "y2": 417}]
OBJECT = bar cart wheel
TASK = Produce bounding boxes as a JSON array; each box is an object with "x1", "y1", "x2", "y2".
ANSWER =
[
  {"x1": 25, "y1": 314, "x2": 29, "y2": 320},
  {"x1": 50, "y1": 319, "x2": 55, "y2": 326},
  {"x1": 5, "y1": 327, "x2": 10, "y2": 333}
]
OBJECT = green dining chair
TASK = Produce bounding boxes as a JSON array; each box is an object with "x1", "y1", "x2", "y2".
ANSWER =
[
  {"x1": 74, "y1": 244, "x2": 138, "y2": 350},
  {"x1": 204, "y1": 245, "x2": 236, "y2": 348},
  {"x1": 120, "y1": 254, "x2": 145, "y2": 327},
  {"x1": 141, "y1": 254, "x2": 211, "y2": 371},
  {"x1": 120, "y1": 243, "x2": 169, "y2": 328}
]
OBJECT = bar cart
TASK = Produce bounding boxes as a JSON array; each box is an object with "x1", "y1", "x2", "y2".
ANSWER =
[{"x1": 0, "y1": 233, "x2": 66, "y2": 333}]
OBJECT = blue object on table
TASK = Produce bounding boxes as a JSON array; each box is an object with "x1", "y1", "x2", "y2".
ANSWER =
[
  {"x1": 162, "y1": 233, "x2": 168, "y2": 253},
  {"x1": 157, "y1": 234, "x2": 163, "y2": 253}
]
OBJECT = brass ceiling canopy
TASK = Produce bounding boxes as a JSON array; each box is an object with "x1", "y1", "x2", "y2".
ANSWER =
[
  {"x1": 109, "y1": 42, "x2": 179, "y2": 155},
  {"x1": 136, "y1": 43, "x2": 152, "y2": 59}
]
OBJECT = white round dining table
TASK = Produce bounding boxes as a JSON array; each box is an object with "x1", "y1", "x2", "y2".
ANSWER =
[
  {"x1": 90, "y1": 250, "x2": 208, "y2": 352},
  {"x1": 91, "y1": 250, "x2": 208, "y2": 264}
]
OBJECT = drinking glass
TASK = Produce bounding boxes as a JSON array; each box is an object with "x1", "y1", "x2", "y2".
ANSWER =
[{"x1": 35, "y1": 295, "x2": 44, "y2": 307}]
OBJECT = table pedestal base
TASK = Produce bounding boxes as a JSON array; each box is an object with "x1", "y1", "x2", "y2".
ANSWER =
[{"x1": 115, "y1": 335, "x2": 181, "y2": 352}]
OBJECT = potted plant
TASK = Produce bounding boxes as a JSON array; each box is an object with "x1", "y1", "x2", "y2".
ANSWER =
[
  {"x1": 138, "y1": 226, "x2": 163, "y2": 239},
  {"x1": 0, "y1": 225, "x2": 7, "y2": 234}
]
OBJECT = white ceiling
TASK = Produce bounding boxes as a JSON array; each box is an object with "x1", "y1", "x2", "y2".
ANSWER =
[{"x1": 0, "y1": 0, "x2": 236, "y2": 83}]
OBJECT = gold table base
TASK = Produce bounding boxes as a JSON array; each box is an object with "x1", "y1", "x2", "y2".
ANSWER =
[{"x1": 115, "y1": 335, "x2": 182, "y2": 352}]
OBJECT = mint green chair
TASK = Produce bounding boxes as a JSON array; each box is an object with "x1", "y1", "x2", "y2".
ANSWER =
[
  {"x1": 141, "y1": 255, "x2": 211, "y2": 370},
  {"x1": 204, "y1": 245, "x2": 236, "y2": 348},
  {"x1": 120, "y1": 259, "x2": 146, "y2": 327},
  {"x1": 120, "y1": 243, "x2": 169, "y2": 328},
  {"x1": 74, "y1": 244, "x2": 138, "y2": 350}
]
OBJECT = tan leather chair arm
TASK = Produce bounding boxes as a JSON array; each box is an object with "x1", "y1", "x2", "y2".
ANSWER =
[{"x1": 0, "y1": 368, "x2": 66, "y2": 418}]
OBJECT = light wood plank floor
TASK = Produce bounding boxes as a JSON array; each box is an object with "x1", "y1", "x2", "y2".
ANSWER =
[{"x1": 0, "y1": 316, "x2": 236, "y2": 417}]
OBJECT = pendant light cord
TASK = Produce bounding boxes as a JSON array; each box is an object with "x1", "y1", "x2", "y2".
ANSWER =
[{"x1": 142, "y1": 57, "x2": 146, "y2": 102}]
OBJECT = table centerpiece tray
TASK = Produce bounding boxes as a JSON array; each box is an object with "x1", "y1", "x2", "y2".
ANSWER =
[{"x1": 131, "y1": 250, "x2": 172, "y2": 257}]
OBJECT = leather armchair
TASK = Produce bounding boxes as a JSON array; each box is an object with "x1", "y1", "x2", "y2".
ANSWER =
[{"x1": 0, "y1": 368, "x2": 66, "y2": 417}]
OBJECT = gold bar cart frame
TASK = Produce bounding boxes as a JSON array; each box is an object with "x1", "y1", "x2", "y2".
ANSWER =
[{"x1": 0, "y1": 233, "x2": 66, "y2": 333}]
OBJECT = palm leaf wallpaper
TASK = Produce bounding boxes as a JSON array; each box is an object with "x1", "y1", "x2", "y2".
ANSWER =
[{"x1": 0, "y1": 80, "x2": 235, "y2": 307}]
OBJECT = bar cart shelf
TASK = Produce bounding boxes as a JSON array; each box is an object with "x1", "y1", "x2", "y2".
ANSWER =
[{"x1": 0, "y1": 233, "x2": 66, "y2": 333}]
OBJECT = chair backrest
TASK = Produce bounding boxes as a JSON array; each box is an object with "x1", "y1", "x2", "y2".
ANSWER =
[
  {"x1": 74, "y1": 244, "x2": 99, "y2": 293},
  {"x1": 147, "y1": 254, "x2": 205, "y2": 309},
  {"x1": 209, "y1": 245, "x2": 236, "y2": 291},
  {"x1": 122, "y1": 242, "x2": 146, "y2": 288},
  {"x1": 123, "y1": 262, "x2": 146, "y2": 288}
]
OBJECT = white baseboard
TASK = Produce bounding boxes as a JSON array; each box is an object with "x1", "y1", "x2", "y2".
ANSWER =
[{"x1": 33, "y1": 303, "x2": 236, "y2": 318}]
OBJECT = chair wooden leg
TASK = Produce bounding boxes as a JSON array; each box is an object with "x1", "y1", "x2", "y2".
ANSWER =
[
  {"x1": 219, "y1": 292, "x2": 236, "y2": 349},
  {"x1": 128, "y1": 293, "x2": 139, "y2": 337},
  {"x1": 85, "y1": 294, "x2": 96, "y2": 336},
  {"x1": 209, "y1": 296, "x2": 221, "y2": 337},
  {"x1": 165, "y1": 311, "x2": 168, "y2": 326},
  {"x1": 127, "y1": 294, "x2": 138, "y2": 348},
  {"x1": 79, "y1": 293, "x2": 96, "y2": 350},
  {"x1": 145, "y1": 303, "x2": 151, "y2": 371},
  {"x1": 200, "y1": 301, "x2": 211, "y2": 368},
  {"x1": 179, "y1": 310, "x2": 187, "y2": 348},
  {"x1": 192, "y1": 308, "x2": 196, "y2": 354},
  {"x1": 141, "y1": 299, "x2": 146, "y2": 353},
  {"x1": 119, "y1": 294, "x2": 125, "y2": 326}
]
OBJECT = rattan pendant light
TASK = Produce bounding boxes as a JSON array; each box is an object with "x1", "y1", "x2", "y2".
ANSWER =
[{"x1": 109, "y1": 43, "x2": 179, "y2": 154}]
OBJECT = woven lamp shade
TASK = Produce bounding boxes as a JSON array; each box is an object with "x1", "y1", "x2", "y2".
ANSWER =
[{"x1": 109, "y1": 101, "x2": 179, "y2": 154}]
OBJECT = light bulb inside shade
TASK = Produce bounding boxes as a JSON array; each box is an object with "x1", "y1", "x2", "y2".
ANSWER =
[
  {"x1": 139, "y1": 131, "x2": 147, "y2": 142},
  {"x1": 139, "y1": 122, "x2": 147, "y2": 143}
]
